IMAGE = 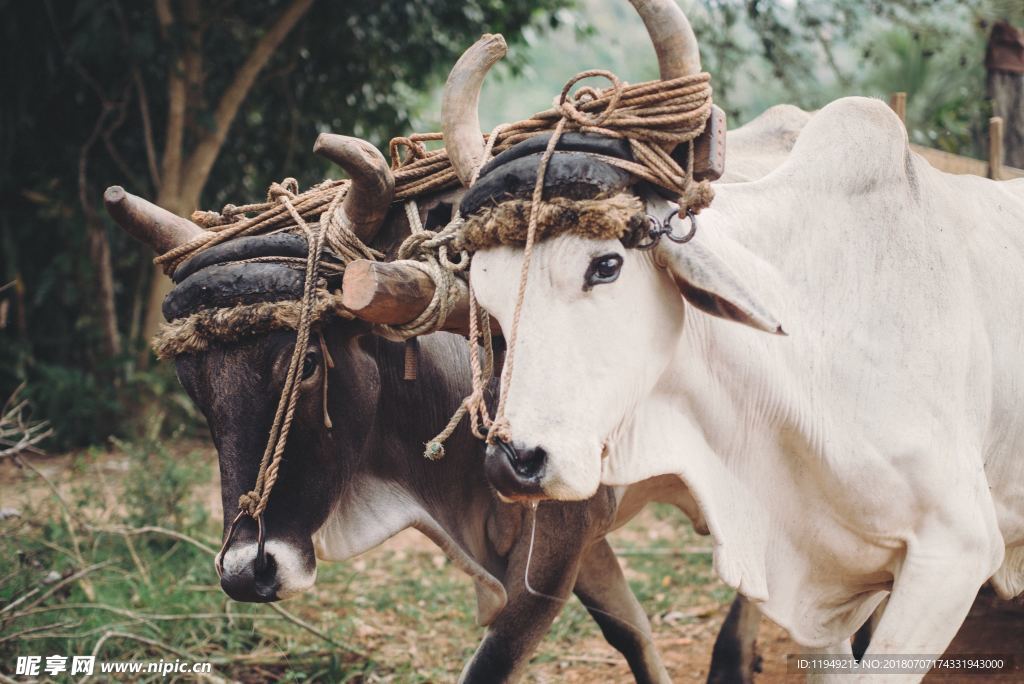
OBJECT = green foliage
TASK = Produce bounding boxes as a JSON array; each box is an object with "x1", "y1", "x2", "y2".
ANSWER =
[
  {"x1": 452, "y1": 0, "x2": 1015, "y2": 162},
  {"x1": 23, "y1": 363, "x2": 121, "y2": 450},
  {"x1": 118, "y1": 437, "x2": 207, "y2": 530}
]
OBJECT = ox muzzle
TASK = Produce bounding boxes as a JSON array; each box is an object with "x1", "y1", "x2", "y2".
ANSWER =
[
  {"x1": 216, "y1": 521, "x2": 317, "y2": 602},
  {"x1": 484, "y1": 438, "x2": 548, "y2": 500}
]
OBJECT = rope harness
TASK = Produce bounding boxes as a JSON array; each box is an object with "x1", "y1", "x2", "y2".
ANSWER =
[{"x1": 150, "y1": 69, "x2": 713, "y2": 570}]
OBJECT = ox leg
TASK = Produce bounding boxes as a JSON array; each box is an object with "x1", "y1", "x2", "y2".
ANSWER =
[
  {"x1": 851, "y1": 596, "x2": 886, "y2": 660},
  {"x1": 458, "y1": 503, "x2": 590, "y2": 684},
  {"x1": 849, "y1": 539, "x2": 999, "y2": 684},
  {"x1": 706, "y1": 595, "x2": 762, "y2": 684},
  {"x1": 572, "y1": 537, "x2": 672, "y2": 684},
  {"x1": 803, "y1": 639, "x2": 853, "y2": 684}
]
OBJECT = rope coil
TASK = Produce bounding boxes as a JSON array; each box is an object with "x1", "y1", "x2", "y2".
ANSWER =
[{"x1": 156, "y1": 69, "x2": 712, "y2": 278}]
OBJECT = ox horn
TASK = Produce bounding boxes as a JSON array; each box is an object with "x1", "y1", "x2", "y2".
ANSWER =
[
  {"x1": 313, "y1": 133, "x2": 395, "y2": 243},
  {"x1": 104, "y1": 186, "x2": 205, "y2": 255},
  {"x1": 628, "y1": 0, "x2": 701, "y2": 78},
  {"x1": 441, "y1": 33, "x2": 507, "y2": 188}
]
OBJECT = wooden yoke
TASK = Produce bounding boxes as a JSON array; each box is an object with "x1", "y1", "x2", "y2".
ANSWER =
[
  {"x1": 342, "y1": 260, "x2": 499, "y2": 337},
  {"x1": 685, "y1": 104, "x2": 727, "y2": 182}
]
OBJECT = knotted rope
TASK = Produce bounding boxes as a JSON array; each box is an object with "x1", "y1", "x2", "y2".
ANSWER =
[
  {"x1": 371, "y1": 201, "x2": 469, "y2": 341},
  {"x1": 389, "y1": 69, "x2": 713, "y2": 342},
  {"x1": 156, "y1": 68, "x2": 711, "y2": 279},
  {"x1": 157, "y1": 178, "x2": 383, "y2": 276},
  {"x1": 356, "y1": 69, "x2": 716, "y2": 457}
]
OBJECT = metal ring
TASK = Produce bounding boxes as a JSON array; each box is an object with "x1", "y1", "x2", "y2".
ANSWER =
[
  {"x1": 634, "y1": 214, "x2": 664, "y2": 250},
  {"x1": 254, "y1": 514, "x2": 268, "y2": 573},
  {"x1": 216, "y1": 510, "x2": 246, "y2": 578},
  {"x1": 664, "y1": 208, "x2": 698, "y2": 244}
]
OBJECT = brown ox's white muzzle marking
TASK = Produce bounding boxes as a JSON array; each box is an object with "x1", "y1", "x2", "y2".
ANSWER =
[{"x1": 216, "y1": 539, "x2": 316, "y2": 603}]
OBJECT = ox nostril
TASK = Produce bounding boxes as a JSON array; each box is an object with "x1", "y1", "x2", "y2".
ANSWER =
[
  {"x1": 510, "y1": 444, "x2": 547, "y2": 480},
  {"x1": 254, "y1": 552, "x2": 277, "y2": 591},
  {"x1": 484, "y1": 440, "x2": 547, "y2": 498}
]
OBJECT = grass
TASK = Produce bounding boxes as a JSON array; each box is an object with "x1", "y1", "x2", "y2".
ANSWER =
[{"x1": 0, "y1": 439, "x2": 738, "y2": 682}]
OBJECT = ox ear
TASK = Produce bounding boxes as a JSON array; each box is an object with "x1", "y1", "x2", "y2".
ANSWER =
[{"x1": 655, "y1": 236, "x2": 786, "y2": 335}]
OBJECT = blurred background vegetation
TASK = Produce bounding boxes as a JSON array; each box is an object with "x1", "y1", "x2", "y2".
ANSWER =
[{"x1": 1, "y1": 0, "x2": 1021, "y2": 451}]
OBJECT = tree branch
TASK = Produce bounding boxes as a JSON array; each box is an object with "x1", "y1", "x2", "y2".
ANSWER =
[
  {"x1": 133, "y1": 71, "x2": 162, "y2": 192},
  {"x1": 182, "y1": 0, "x2": 204, "y2": 136},
  {"x1": 155, "y1": 0, "x2": 186, "y2": 206},
  {"x1": 79, "y1": 96, "x2": 124, "y2": 359},
  {"x1": 0, "y1": 387, "x2": 52, "y2": 460},
  {"x1": 112, "y1": 0, "x2": 161, "y2": 191},
  {"x1": 101, "y1": 83, "x2": 147, "y2": 193},
  {"x1": 179, "y1": 0, "x2": 315, "y2": 205}
]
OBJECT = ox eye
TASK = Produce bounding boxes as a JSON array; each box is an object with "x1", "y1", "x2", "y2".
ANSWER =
[
  {"x1": 301, "y1": 352, "x2": 318, "y2": 380},
  {"x1": 584, "y1": 254, "x2": 623, "y2": 289}
]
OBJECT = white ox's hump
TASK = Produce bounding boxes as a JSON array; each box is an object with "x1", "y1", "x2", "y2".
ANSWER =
[
  {"x1": 722, "y1": 104, "x2": 812, "y2": 183},
  {"x1": 777, "y1": 96, "x2": 913, "y2": 195}
]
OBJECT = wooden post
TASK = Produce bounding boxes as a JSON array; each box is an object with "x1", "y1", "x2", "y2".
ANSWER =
[
  {"x1": 889, "y1": 92, "x2": 907, "y2": 126},
  {"x1": 341, "y1": 259, "x2": 500, "y2": 336},
  {"x1": 989, "y1": 116, "x2": 1005, "y2": 180},
  {"x1": 341, "y1": 260, "x2": 440, "y2": 324},
  {"x1": 986, "y1": 21, "x2": 1024, "y2": 169}
]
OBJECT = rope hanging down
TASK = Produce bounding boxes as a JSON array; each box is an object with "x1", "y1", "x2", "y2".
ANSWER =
[
  {"x1": 365, "y1": 69, "x2": 715, "y2": 344},
  {"x1": 217, "y1": 192, "x2": 332, "y2": 574}
]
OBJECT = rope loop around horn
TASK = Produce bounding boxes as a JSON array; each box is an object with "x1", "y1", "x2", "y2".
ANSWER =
[{"x1": 558, "y1": 69, "x2": 623, "y2": 128}]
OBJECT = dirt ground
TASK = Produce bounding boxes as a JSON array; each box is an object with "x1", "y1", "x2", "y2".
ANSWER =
[
  {"x1": 3, "y1": 443, "x2": 1023, "y2": 682},
  {"x1": 344, "y1": 521, "x2": 1024, "y2": 683}
]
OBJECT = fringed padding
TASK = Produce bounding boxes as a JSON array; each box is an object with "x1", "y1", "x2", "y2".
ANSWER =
[
  {"x1": 152, "y1": 292, "x2": 352, "y2": 359},
  {"x1": 457, "y1": 193, "x2": 647, "y2": 252}
]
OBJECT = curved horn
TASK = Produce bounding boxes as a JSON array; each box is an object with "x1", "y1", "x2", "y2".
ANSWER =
[
  {"x1": 441, "y1": 34, "x2": 507, "y2": 187},
  {"x1": 313, "y1": 133, "x2": 395, "y2": 242},
  {"x1": 627, "y1": 0, "x2": 701, "y2": 78},
  {"x1": 104, "y1": 186, "x2": 205, "y2": 255}
]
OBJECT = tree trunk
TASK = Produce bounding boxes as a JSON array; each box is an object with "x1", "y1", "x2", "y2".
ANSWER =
[
  {"x1": 989, "y1": 71, "x2": 1023, "y2": 168},
  {"x1": 85, "y1": 217, "x2": 122, "y2": 358},
  {"x1": 137, "y1": 0, "x2": 316, "y2": 362},
  {"x1": 80, "y1": 108, "x2": 122, "y2": 360},
  {"x1": 986, "y1": 21, "x2": 1024, "y2": 169}
]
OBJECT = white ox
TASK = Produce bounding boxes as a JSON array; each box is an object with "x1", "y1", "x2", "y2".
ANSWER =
[{"x1": 469, "y1": 96, "x2": 1024, "y2": 675}]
